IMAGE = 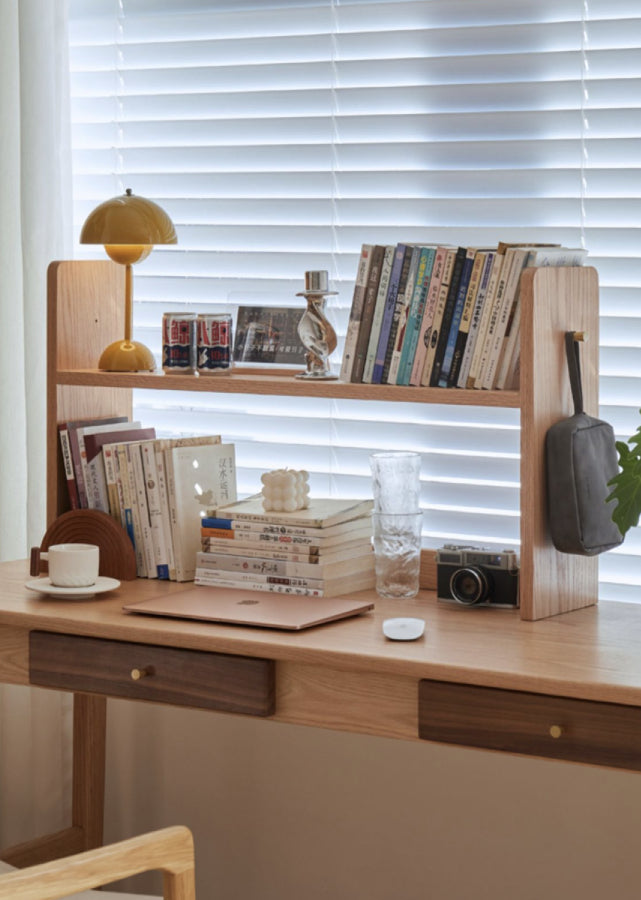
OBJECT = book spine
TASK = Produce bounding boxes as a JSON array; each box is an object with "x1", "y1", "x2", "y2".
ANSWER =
[
  {"x1": 163, "y1": 444, "x2": 183, "y2": 579},
  {"x1": 216, "y1": 500, "x2": 373, "y2": 530},
  {"x1": 58, "y1": 425, "x2": 79, "y2": 509},
  {"x1": 396, "y1": 247, "x2": 435, "y2": 385},
  {"x1": 386, "y1": 246, "x2": 422, "y2": 384},
  {"x1": 481, "y1": 250, "x2": 525, "y2": 390},
  {"x1": 193, "y1": 573, "x2": 323, "y2": 596},
  {"x1": 371, "y1": 244, "x2": 408, "y2": 384},
  {"x1": 85, "y1": 451, "x2": 110, "y2": 513},
  {"x1": 420, "y1": 248, "x2": 456, "y2": 386},
  {"x1": 494, "y1": 249, "x2": 587, "y2": 391},
  {"x1": 102, "y1": 444, "x2": 121, "y2": 522},
  {"x1": 467, "y1": 251, "x2": 505, "y2": 388},
  {"x1": 154, "y1": 442, "x2": 176, "y2": 580},
  {"x1": 380, "y1": 246, "x2": 414, "y2": 383},
  {"x1": 200, "y1": 525, "x2": 370, "y2": 547},
  {"x1": 495, "y1": 302, "x2": 522, "y2": 390},
  {"x1": 429, "y1": 247, "x2": 467, "y2": 387},
  {"x1": 447, "y1": 249, "x2": 485, "y2": 387},
  {"x1": 350, "y1": 244, "x2": 385, "y2": 383},
  {"x1": 339, "y1": 244, "x2": 372, "y2": 382},
  {"x1": 436, "y1": 247, "x2": 475, "y2": 387},
  {"x1": 116, "y1": 444, "x2": 140, "y2": 572},
  {"x1": 409, "y1": 246, "x2": 446, "y2": 386},
  {"x1": 130, "y1": 443, "x2": 156, "y2": 579},
  {"x1": 362, "y1": 245, "x2": 395, "y2": 383},
  {"x1": 457, "y1": 250, "x2": 495, "y2": 388},
  {"x1": 141, "y1": 442, "x2": 170, "y2": 580},
  {"x1": 195, "y1": 567, "x2": 325, "y2": 589},
  {"x1": 74, "y1": 431, "x2": 92, "y2": 509},
  {"x1": 201, "y1": 516, "x2": 363, "y2": 538},
  {"x1": 195, "y1": 551, "x2": 351, "y2": 578}
]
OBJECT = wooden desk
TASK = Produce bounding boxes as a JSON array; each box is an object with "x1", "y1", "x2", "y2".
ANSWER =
[{"x1": 2, "y1": 558, "x2": 641, "y2": 866}]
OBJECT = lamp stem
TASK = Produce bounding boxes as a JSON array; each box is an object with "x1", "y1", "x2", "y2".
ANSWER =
[{"x1": 124, "y1": 263, "x2": 133, "y2": 343}]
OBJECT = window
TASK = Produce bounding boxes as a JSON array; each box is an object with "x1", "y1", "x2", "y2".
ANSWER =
[{"x1": 68, "y1": 0, "x2": 641, "y2": 601}]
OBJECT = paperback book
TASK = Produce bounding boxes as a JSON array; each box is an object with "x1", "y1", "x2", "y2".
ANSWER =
[{"x1": 211, "y1": 496, "x2": 374, "y2": 529}]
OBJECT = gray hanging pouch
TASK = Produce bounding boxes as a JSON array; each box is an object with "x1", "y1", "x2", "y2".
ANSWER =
[{"x1": 544, "y1": 332, "x2": 623, "y2": 555}]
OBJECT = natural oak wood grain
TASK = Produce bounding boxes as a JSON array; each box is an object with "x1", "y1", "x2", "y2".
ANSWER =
[
  {"x1": 0, "y1": 558, "x2": 636, "y2": 710},
  {"x1": 419, "y1": 680, "x2": 641, "y2": 770},
  {"x1": 519, "y1": 266, "x2": 599, "y2": 619},
  {"x1": 47, "y1": 261, "x2": 131, "y2": 523},
  {"x1": 276, "y1": 661, "x2": 418, "y2": 741},
  {"x1": 72, "y1": 694, "x2": 106, "y2": 851},
  {"x1": 1, "y1": 828, "x2": 86, "y2": 869},
  {"x1": 0, "y1": 627, "x2": 29, "y2": 685},
  {"x1": 54, "y1": 367, "x2": 521, "y2": 406},
  {"x1": 0, "y1": 826, "x2": 195, "y2": 900},
  {"x1": 30, "y1": 631, "x2": 276, "y2": 717}
]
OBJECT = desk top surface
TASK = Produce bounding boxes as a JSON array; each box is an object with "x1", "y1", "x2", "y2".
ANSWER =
[{"x1": 3, "y1": 559, "x2": 641, "y2": 706}]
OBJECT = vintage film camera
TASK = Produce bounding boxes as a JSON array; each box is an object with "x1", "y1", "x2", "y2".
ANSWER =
[{"x1": 435, "y1": 544, "x2": 519, "y2": 608}]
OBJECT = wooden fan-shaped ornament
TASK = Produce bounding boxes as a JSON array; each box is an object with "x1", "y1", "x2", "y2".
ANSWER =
[{"x1": 30, "y1": 509, "x2": 137, "y2": 580}]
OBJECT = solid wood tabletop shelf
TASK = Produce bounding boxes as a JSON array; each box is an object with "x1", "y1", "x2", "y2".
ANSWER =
[
  {"x1": 47, "y1": 259, "x2": 600, "y2": 621},
  {"x1": 54, "y1": 367, "x2": 522, "y2": 407}
]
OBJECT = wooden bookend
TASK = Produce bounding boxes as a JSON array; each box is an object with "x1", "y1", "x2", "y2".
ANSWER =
[{"x1": 32, "y1": 509, "x2": 137, "y2": 581}]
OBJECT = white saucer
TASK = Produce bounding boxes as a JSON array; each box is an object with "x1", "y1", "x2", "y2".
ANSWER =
[
  {"x1": 382, "y1": 617, "x2": 425, "y2": 641},
  {"x1": 25, "y1": 576, "x2": 121, "y2": 600}
]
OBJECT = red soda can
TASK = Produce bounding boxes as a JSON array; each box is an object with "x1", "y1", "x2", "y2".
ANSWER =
[
  {"x1": 197, "y1": 314, "x2": 232, "y2": 375},
  {"x1": 162, "y1": 313, "x2": 196, "y2": 374}
]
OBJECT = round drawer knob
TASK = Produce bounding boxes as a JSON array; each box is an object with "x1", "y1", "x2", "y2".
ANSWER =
[
  {"x1": 549, "y1": 724, "x2": 563, "y2": 739},
  {"x1": 131, "y1": 666, "x2": 152, "y2": 681}
]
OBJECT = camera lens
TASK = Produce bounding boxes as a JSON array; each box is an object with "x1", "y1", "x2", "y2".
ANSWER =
[{"x1": 450, "y1": 566, "x2": 490, "y2": 605}]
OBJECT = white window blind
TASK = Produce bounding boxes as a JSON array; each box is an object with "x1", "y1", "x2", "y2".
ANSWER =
[{"x1": 68, "y1": 0, "x2": 641, "y2": 602}]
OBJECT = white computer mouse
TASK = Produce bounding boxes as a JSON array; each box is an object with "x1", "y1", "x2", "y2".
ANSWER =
[{"x1": 382, "y1": 617, "x2": 425, "y2": 641}]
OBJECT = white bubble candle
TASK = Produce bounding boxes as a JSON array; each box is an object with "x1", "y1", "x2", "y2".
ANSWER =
[{"x1": 261, "y1": 469, "x2": 310, "y2": 512}]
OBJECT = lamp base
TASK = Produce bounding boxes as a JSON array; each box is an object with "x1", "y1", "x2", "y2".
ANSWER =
[{"x1": 98, "y1": 339, "x2": 156, "y2": 372}]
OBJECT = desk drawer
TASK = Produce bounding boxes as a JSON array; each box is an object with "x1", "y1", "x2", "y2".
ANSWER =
[
  {"x1": 30, "y1": 631, "x2": 275, "y2": 717},
  {"x1": 419, "y1": 680, "x2": 641, "y2": 770}
]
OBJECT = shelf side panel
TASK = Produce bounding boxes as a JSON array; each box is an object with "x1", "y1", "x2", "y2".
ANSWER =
[
  {"x1": 47, "y1": 260, "x2": 133, "y2": 522},
  {"x1": 519, "y1": 265, "x2": 599, "y2": 620}
]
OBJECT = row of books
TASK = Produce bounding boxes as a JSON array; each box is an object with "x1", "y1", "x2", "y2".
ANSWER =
[
  {"x1": 58, "y1": 416, "x2": 236, "y2": 581},
  {"x1": 194, "y1": 495, "x2": 376, "y2": 597},
  {"x1": 339, "y1": 241, "x2": 587, "y2": 390}
]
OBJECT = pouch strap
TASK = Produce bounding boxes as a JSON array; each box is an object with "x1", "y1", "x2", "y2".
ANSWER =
[{"x1": 564, "y1": 331, "x2": 584, "y2": 415}]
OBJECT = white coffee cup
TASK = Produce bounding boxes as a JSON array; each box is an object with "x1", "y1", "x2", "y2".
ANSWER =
[{"x1": 40, "y1": 543, "x2": 100, "y2": 588}]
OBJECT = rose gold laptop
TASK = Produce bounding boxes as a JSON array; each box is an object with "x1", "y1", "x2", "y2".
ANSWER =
[{"x1": 123, "y1": 586, "x2": 375, "y2": 631}]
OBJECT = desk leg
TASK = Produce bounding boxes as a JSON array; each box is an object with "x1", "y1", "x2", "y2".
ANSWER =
[
  {"x1": 0, "y1": 693, "x2": 107, "y2": 867},
  {"x1": 72, "y1": 693, "x2": 107, "y2": 851}
]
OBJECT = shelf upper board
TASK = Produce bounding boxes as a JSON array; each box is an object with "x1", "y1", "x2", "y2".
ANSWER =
[{"x1": 55, "y1": 368, "x2": 521, "y2": 407}]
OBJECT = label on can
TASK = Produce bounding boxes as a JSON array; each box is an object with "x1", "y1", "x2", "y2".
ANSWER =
[
  {"x1": 197, "y1": 314, "x2": 232, "y2": 375},
  {"x1": 162, "y1": 313, "x2": 197, "y2": 374}
]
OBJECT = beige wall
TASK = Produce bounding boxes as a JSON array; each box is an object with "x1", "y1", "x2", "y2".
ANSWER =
[{"x1": 104, "y1": 699, "x2": 641, "y2": 900}]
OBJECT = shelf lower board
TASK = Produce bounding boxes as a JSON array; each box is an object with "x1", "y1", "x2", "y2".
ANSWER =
[{"x1": 56, "y1": 369, "x2": 521, "y2": 407}]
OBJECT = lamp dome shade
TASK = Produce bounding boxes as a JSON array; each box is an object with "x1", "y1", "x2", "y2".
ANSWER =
[{"x1": 80, "y1": 189, "x2": 177, "y2": 246}]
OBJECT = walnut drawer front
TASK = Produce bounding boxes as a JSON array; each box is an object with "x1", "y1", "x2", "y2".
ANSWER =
[
  {"x1": 419, "y1": 680, "x2": 641, "y2": 771},
  {"x1": 30, "y1": 631, "x2": 275, "y2": 717}
]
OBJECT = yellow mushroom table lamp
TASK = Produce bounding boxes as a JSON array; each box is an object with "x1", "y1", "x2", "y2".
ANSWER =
[{"x1": 80, "y1": 189, "x2": 177, "y2": 371}]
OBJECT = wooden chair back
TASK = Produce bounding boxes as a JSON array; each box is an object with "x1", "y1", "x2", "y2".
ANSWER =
[{"x1": 0, "y1": 827, "x2": 195, "y2": 900}]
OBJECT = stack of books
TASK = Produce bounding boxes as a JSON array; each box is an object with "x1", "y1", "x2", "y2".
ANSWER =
[
  {"x1": 339, "y1": 241, "x2": 587, "y2": 390},
  {"x1": 58, "y1": 417, "x2": 236, "y2": 582},
  {"x1": 195, "y1": 496, "x2": 376, "y2": 597}
]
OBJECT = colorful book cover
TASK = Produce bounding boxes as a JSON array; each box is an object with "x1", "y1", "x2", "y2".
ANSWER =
[
  {"x1": 339, "y1": 244, "x2": 372, "y2": 381},
  {"x1": 437, "y1": 247, "x2": 477, "y2": 387},
  {"x1": 396, "y1": 246, "x2": 436, "y2": 385},
  {"x1": 371, "y1": 244, "x2": 410, "y2": 384}
]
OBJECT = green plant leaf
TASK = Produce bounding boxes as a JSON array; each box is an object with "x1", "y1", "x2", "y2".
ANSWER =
[{"x1": 607, "y1": 448, "x2": 641, "y2": 536}]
